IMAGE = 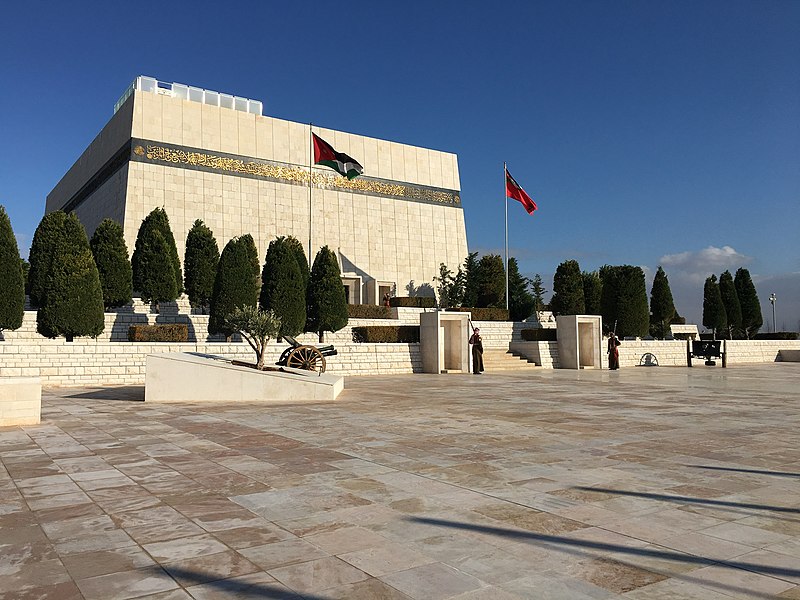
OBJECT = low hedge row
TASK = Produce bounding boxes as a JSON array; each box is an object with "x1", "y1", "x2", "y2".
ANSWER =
[
  {"x1": 753, "y1": 331, "x2": 799, "y2": 340},
  {"x1": 389, "y1": 297, "x2": 435, "y2": 308},
  {"x1": 447, "y1": 307, "x2": 510, "y2": 321},
  {"x1": 351, "y1": 325, "x2": 420, "y2": 343},
  {"x1": 521, "y1": 328, "x2": 558, "y2": 341},
  {"x1": 347, "y1": 305, "x2": 392, "y2": 319},
  {"x1": 128, "y1": 324, "x2": 189, "y2": 342}
]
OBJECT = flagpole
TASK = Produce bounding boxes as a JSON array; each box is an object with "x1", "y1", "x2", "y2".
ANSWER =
[
  {"x1": 308, "y1": 123, "x2": 313, "y2": 267},
  {"x1": 504, "y1": 162, "x2": 509, "y2": 311}
]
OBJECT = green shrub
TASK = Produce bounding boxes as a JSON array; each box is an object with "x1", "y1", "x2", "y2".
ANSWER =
[
  {"x1": 28, "y1": 211, "x2": 69, "y2": 308},
  {"x1": 90, "y1": 219, "x2": 133, "y2": 309},
  {"x1": 447, "y1": 307, "x2": 509, "y2": 321},
  {"x1": 132, "y1": 208, "x2": 182, "y2": 299},
  {"x1": 521, "y1": 328, "x2": 558, "y2": 341},
  {"x1": 135, "y1": 230, "x2": 178, "y2": 304},
  {"x1": 352, "y1": 325, "x2": 420, "y2": 343},
  {"x1": 0, "y1": 206, "x2": 25, "y2": 332},
  {"x1": 209, "y1": 236, "x2": 260, "y2": 337},
  {"x1": 389, "y1": 296, "x2": 435, "y2": 308},
  {"x1": 127, "y1": 324, "x2": 189, "y2": 342},
  {"x1": 753, "y1": 332, "x2": 799, "y2": 340},
  {"x1": 184, "y1": 220, "x2": 219, "y2": 310},
  {"x1": 36, "y1": 213, "x2": 105, "y2": 340},
  {"x1": 260, "y1": 236, "x2": 306, "y2": 338},
  {"x1": 306, "y1": 245, "x2": 348, "y2": 341},
  {"x1": 347, "y1": 304, "x2": 392, "y2": 319}
]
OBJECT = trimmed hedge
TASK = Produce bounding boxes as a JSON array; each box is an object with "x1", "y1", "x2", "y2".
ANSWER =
[
  {"x1": 352, "y1": 325, "x2": 420, "y2": 343},
  {"x1": 447, "y1": 307, "x2": 510, "y2": 321},
  {"x1": 389, "y1": 297, "x2": 435, "y2": 308},
  {"x1": 347, "y1": 304, "x2": 392, "y2": 319},
  {"x1": 753, "y1": 332, "x2": 799, "y2": 340},
  {"x1": 128, "y1": 324, "x2": 189, "y2": 342},
  {"x1": 521, "y1": 328, "x2": 558, "y2": 342}
]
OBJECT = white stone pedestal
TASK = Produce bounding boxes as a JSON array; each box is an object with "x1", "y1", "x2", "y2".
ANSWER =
[{"x1": 0, "y1": 377, "x2": 42, "y2": 426}]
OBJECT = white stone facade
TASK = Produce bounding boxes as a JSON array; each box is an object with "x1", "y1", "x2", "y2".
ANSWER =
[{"x1": 46, "y1": 84, "x2": 468, "y2": 303}]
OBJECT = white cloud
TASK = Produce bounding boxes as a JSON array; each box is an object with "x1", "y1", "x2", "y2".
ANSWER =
[{"x1": 659, "y1": 246, "x2": 752, "y2": 284}]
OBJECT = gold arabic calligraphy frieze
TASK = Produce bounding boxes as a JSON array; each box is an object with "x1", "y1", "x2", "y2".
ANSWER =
[{"x1": 131, "y1": 141, "x2": 461, "y2": 207}]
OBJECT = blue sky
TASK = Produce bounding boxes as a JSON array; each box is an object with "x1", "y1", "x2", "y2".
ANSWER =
[{"x1": 1, "y1": 1, "x2": 798, "y2": 329}]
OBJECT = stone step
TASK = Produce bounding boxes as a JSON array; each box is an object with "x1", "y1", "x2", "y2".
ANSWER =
[{"x1": 480, "y1": 350, "x2": 541, "y2": 371}]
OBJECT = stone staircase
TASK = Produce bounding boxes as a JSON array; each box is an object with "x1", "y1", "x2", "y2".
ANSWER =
[{"x1": 481, "y1": 349, "x2": 540, "y2": 372}]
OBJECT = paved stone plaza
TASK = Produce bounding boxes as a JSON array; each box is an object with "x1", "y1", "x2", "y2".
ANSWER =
[{"x1": 1, "y1": 365, "x2": 799, "y2": 599}]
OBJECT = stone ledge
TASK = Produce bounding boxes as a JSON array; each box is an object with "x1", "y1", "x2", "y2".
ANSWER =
[{"x1": 0, "y1": 377, "x2": 42, "y2": 426}]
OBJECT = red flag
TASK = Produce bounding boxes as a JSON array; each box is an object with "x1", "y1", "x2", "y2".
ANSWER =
[{"x1": 505, "y1": 169, "x2": 537, "y2": 215}]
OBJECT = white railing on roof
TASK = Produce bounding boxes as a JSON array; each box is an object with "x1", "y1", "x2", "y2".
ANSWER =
[{"x1": 113, "y1": 76, "x2": 263, "y2": 116}]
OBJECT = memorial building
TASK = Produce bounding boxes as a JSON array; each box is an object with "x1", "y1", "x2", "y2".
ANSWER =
[{"x1": 46, "y1": 76, "x2": 468, "y2": 304}]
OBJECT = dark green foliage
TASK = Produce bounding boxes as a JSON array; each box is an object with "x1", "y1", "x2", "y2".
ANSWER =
[
  {"x1": 209, "y1": 236, "x2": 261, "y2": 337},
  {"x1": 735, "y1": 268, "x2": 762, "y2": 339},
  {"x1": 550, "y1": 260, "x2": 584, "y2": 315},
  {"x1": 28, "y1": 211, "x2": 69, "y2": 308},
  {"x1": 718, "y1": 270, "x2": 742, "y2": 339},
  {"x1": 508, "y1": 258, "x2": 535, "y2": 321},
  {"x1": 90, "y1": 219, "x2": 132, "y2": 309},
  {"x1": 184, "y1": 220, "x2": 219, "y2": 310},
  {"x1": 347, "y1": 305, "x2": 392, "y2": 319},
  {"x1": 582, "y1": 271, "x2": 602, "y2": 316},
  {"x1": 128, "y1": 324, "x2": 189, "y2": 342},
  {"x1": 754, "y1": 331, "x2": 798, "y2": 340},
  {"x1": 649, "y1": 266, "x2": 676, "y2": 339},
  {"x1": 132, "y1": 208, "x2": 183, "y2": 298},
  {"x1": 135, "y1": 230, "x2": 178, "y2": 304},
  {"x1": 306, "y1": 246, "x2": 348, "y2": 342},
  {"x1": 0, "y1": 206, "x2": 25, "y2": 331},
  {"x1": 702, "y1": 275, "x2": 727, "y2": 338},
  {"x1": 521, "y1": 328, "x2": 558, "y2": 341},
  {"x1": 285, "y1": 236, "x2": 310, "y2": 290},
  {"x1": 476, "y1": 254, "x2": 506, "y2": 308},
  {"x1": 389, "y1": 296, "x2": 436, "y2": 308},
  {"x1": 260, "y1": 237, "x2": 306, "y2": 338},
  {"x1": 21, "y1": 259, "x2": 30, "y2": 296},
  {"x1": 36, "y1": 213, "x2": 104, "y2": 339},
  {"x1": 351, "y1": 325, "x2": 420, "y2": 343},
  {"x1": 434, "y1": 263, "x2": 466, "y2": 309},
  {"x1": 530, "y1": 273, "x2": 547, "y2": 316},
  {"x1": 446, "y1": 307, "x2": 509, "y2": 321},
  {"x1": 599, "y1": 265, "x2": 649, "y2": 337},
  {"x1": 462, "y1": 252, "x2": 480, "y2": 308}
]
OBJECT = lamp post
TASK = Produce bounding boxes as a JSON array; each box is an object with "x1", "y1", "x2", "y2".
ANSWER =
[{"x1": 769, "y1": 293, "x2": 776, "y2": 333}]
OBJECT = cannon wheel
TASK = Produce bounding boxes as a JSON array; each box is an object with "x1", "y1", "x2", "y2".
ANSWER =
[{"x1": 287, "y1": 345, "x2": 326, "y2": 374}]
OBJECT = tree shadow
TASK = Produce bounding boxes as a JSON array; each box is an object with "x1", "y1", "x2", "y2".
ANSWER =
[
  {"x1": 687, "y1": 464, "x2": 800, "y2": 479},
  {"x1": 408, "y1": 516, "x2": 799, "y2": 599},
  {"x1": 111, "y1": 311, "x2": 149, "y2": 341},
  {"x1": 158, "y1": 566, "x2": 330, "y2": 599},
  {"x1": 572, "y1": 486, "x2": 800, "y2": 515},
  {"x1": 62, "y1": 386, "x2": 145, "y2": 402}
]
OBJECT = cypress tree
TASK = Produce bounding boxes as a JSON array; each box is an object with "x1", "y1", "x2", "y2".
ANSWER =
[
  {"x1": 582, "y1": 271, "x2": 602, "y2": 315},
  {"x1": 508, "y1": 258, "x2": 535, "y2": 321},
  {"x1": 462, "y1": 252, "x2": 480, "y2": 307},
  {"x1": 719, "y1": 270, "x2": 742, "y2": 339},
  {"x1": 599, "y1": 264, "x2": 619, "y2": 331},
  {"x1": 307, "y1": 245, "x2": 348, "y2": 342},
  {"x1": 36, "y1": 213, "x2": 104, "y2": 340},
  {"x1": 476, "y1": 254, "x2": 506, "y2": 308},
  {"x1": 550, "y1": 259, "x2": 585, "y2": 316},
  {"x1": 209, "y1": 235, "x2": 260, "y2": 337},
  {"x1": 649, "y1": 266, "x2": 676, "y2": 339},
  {"x1": 184, "y1": 220, "x2": 220, "y2": 310},
  {"x1": 260, "y1": 237, "x2": 306, "y2": 338},
  {"x1": 90, "y1": 219, "x2": 133, "y2": 309},
  {"x1": 285, "y1": 236, "x2": 310, "y2": 290},
  {"x1": 132, "y1": 208, "x2": 182, "y2": 298},
  {"x1": 702, "y1": 275, "x2": 727, "y2": 338},
  {"x1": 615, "y1": 266, "x2": 649, "y2": 338},
  {"x1": 531, "y1": 273, "x2": 547, "y2": 318},
  {"x1": 735, "y1": 267, "x2": 762, "y2": 339},
  {"x1": 21, "y1": 259, "x2": 30, "y2": 296},
  {"x1": 28, "y1": 211, "x2": 69, "y2": 308},
  {"x1": 136, "y1": 228, "x2": 178, "y2": 305},
  {"x1": 0, "y1": 206, "x2": 25, "y2": 332}
]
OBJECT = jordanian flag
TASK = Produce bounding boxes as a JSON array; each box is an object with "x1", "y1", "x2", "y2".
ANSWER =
[
  {"x1": 312, "y1": 133, "x2": 364, "y2": 180},
  {"x1": 505, "y1": 168, "x2": 537, "y2": 215}
]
